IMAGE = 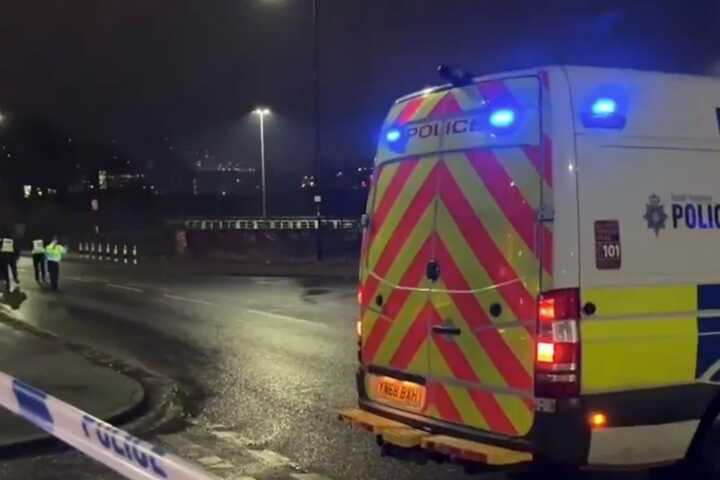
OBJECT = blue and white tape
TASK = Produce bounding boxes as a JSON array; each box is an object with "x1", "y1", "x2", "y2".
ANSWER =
[{"x1": 0, "y1": 371, "x2": 219, "y2": 480}]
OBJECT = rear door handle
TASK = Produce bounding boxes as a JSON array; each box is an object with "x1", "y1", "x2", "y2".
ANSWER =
[{"x1": 432, "y1": 325, "x2": 461, "y2": 336}]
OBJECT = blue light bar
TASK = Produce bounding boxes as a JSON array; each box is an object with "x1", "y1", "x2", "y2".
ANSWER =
[
  {"x1": 591, "y1": 98, "x2": 617, "y2": 117},
  {"x1": 489, "y1": 109, "x2": 515, "y2": 128},
  {"x1": 583, "y1": 94, "x2": 626, "y2": 129},
  {"x1": 386, "y1": 129, "x2": 401, "y2": 142}
]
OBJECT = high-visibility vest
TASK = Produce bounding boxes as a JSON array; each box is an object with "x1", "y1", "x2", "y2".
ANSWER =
[
  {"x1": 0, "y1": 238, "x2": 14, "y2": 253},
  {"x1": 45, "y1": 243, "x2": 66, "y2": 262},
  {"x1": 32, "y1": 239, "x2": 45, "y2": 254}
]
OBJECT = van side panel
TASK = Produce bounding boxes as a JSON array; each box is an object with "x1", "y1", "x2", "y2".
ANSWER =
[
  {"x1": 576, "y1": 137, "x2": 720, "y2": 395},
  {"x1": 547, "y1": 68, "x2": 580, "y2": 290},
  {"x1": 575, "y1": 133, "x2": 720, "y2": 464}
]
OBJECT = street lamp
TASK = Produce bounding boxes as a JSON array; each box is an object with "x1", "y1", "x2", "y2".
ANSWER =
[{"x1": 253, "y1": 107, "x2": 271, "y2": 218}]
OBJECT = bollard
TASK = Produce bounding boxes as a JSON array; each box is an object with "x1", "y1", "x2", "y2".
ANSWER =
[
  {"x1": 105, "y1": 244, "x2": 111, "y2": 261},
  {"x1": 132, "y1": 246, "x2": 138, "y2": 265},
  {"x1": 113, "y1": 245, "x2": 119, "y2": 263},
  {"x1": 90, "y1": 243, "x2": 96, "y2": 260},
  {"x1": 123, "y1": 244, "x2": 128, "y2": 264}
]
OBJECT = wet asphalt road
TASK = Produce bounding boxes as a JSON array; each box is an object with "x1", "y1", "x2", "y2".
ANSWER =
[{"x1": 0, "y1": 259, "x2": 676, "y2": 480}]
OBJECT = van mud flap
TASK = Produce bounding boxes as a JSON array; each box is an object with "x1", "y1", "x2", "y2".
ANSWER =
[{"x1": 338, "y1": 408, "x2": 533, "y2": 467}]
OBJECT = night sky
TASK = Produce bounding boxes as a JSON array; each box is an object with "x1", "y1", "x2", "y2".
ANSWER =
[{"x1": 1, "y1": 1, "x2": 719, "y2": 192}]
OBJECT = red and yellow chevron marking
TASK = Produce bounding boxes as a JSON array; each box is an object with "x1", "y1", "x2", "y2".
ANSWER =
[
  {"x1": 359, "y1": 74, "x2": 553, "y2": 438},
  {"x1": 360, "y1": 158, "x2": 439, "y2": 367}
]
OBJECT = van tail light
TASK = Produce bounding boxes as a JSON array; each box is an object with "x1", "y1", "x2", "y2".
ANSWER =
[
  {"x1": 535, "y1": 288, "x2": 580, "y2": 398},
  {"x1": 357, "y1": 284, "x2": 364, "y2": 363}
]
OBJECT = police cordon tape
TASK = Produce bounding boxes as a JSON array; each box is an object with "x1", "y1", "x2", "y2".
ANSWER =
[{"x1": 0, "y1": 370, "x2": 219, "y2": 480}]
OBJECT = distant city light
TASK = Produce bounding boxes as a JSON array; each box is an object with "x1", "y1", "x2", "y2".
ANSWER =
[
  {"x1": 23, "y1": 185, "x2": 31, "y2": 198},
  {"x1": 253, "y1": 107, "x2": 271, "y2": 116}
]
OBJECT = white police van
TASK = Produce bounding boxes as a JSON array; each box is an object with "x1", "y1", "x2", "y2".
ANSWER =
[{"x1": 342, "y1": 66, "x2": 720, "y2": 472}]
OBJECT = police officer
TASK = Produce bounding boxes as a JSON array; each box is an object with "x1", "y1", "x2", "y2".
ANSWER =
[
  {"x1": 45, "y1": 236, "x2": 66, "y2": 291},
  {"x1": 31, "y1": 238, "x2": 47, "y2": 284},
  {"x1": 0, "y1": 232, "x2": 19, "y2": 291}
]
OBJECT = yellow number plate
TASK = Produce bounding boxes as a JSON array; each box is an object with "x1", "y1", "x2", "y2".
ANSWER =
[{"x1": 371, "y1": 375, "x2": 426, "y2": 410}]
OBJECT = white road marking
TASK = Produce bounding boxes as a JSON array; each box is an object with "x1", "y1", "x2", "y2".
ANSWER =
[
  {"x1": 245, "y1": 309, "x2": 310, "y2": 324},
  {"x1": 163, "y1": 293, "x2": 214, "y2": 306},
  {"x1": 209, "y1": 430, "x2": 252, "y2": 447},
  {"x1": 195, "y1": 455, "x2": 235, "y2": 470},
  {"x1": 247, "y1": 449, "x2": 296, "y2": 468},
  {"x1": 291, "y1": 474, "x2": 335, "y2": 480},
  {"x1": 106, "y1": 283, "x2": 144, "y2": 293},
  {"x1": 197, "y1": 455, "x2": 224, "y2": 465},
  {"x1": 66, "y1": 276, "x2": 96, "y2": 283}
]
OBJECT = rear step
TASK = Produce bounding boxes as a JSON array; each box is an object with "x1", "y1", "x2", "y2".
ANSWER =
[{"x1": 338, "y1": 408, "x2": 532, "y2": 466}]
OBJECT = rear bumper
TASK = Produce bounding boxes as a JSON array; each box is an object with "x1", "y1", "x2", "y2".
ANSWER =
[
  {"x1": 339, "y1": 407, "x2": 533, "y2": 466},
  {"x1": 355, "y1": 368, "x2": 590, "y2": 466},
  {"x1": 354, "y1": 369, "x2": 720, "y2": 467}
]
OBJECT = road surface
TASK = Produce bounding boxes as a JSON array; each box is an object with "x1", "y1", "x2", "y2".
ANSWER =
[{"x1": 0, "y1": 259, "x2": 670, "y2": 479}]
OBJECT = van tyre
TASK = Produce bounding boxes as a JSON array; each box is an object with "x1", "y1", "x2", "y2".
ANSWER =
[
  {"x1": 692, "y1": 419, "x2": 720, "y2": 475},
  {"x1": 511, "y1": 464, "x2": 584, "y2": 479}
]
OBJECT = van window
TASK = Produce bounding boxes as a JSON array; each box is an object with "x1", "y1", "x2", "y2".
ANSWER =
[{"x1": 376, "y1": 76, "x2": 541, "y2": 164}]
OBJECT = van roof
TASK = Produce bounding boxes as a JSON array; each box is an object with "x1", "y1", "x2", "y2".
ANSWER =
[
  {"x1": 396, "y1": 66, "x2": 720, "y2": 103},
  {"x1": 393, "y1": 66, "x2": 720, "y2": 143}
]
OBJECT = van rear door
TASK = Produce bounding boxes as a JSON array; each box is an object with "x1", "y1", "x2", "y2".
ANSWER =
[
  {"x1": 361, "y1": 76, "x2": 550, "y2": 436},
  {"x1": 427, "y1": 77, "x2": 548, "y2": 437},
  {"x1": 360, "y1": 154, "x2": 439, "y2": 378},
  {"x1": 359, "y1": 88, "x2": 450, "y2": 415}
]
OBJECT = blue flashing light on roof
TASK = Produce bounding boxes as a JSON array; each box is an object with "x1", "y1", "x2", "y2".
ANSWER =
[
  {"x1": 591, "y1": 98, "x2": 617, "y2": 117},
  {"x1": 582, "y1": 93, "x2": 627, "y2": 129},
  {"x1": 489, "y1": 109, "x2": 516, "y2": 128},
  {"x1": 386, "y1": 128, "x2": 401, "y2": 142}
]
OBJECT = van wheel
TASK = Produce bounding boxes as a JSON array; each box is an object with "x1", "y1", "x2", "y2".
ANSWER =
[{"x1": 692, "y1": 419, "x2": 720, "y2": 474}]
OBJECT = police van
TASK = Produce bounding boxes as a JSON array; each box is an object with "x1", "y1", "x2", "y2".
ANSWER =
[{"x1": 340, "y1": 66, "x2": 720, "y2": 472}]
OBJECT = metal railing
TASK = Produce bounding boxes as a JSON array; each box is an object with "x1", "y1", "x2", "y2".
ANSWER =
[{"x1": 179, "y1": 217, "x2": 359, "y2": 232}]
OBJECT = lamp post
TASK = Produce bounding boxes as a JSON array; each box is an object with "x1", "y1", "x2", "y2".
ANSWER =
[
  {"x1": 311, "y1": 0, "x2": 319, "y2": 192},
  {"x1": 253, "y1": 107, "x2": 271, "y2": 218}
]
